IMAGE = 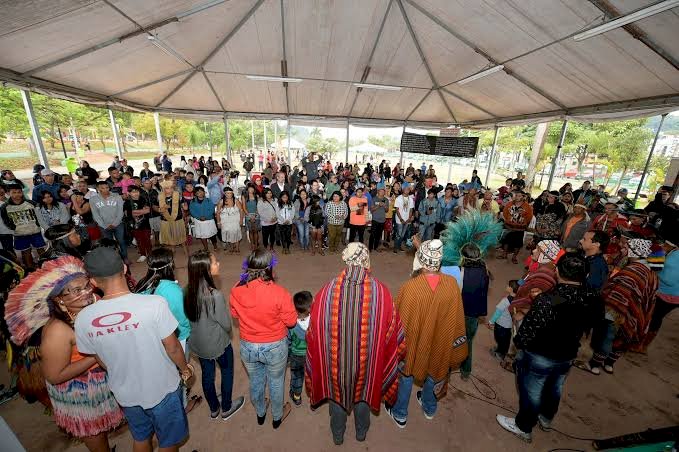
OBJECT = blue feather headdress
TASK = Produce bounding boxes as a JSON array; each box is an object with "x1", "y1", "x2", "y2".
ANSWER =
[{"x1": 440, "y1": 210, "x2": 503, "y2": 267}]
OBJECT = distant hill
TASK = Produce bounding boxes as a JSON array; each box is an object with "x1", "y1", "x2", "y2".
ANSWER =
[{"x1": 646, "y1": 113, "x2": 679, "y2": 134}]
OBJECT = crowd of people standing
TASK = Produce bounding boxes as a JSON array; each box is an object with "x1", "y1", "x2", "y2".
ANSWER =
[{"x1": 0, "y1": 151, "x2": 677, "y2": 451}]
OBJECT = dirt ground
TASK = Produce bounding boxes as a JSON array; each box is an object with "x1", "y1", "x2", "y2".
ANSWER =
[{"x1": 1, "y1": 243, "x2": 677, "y2": 452}]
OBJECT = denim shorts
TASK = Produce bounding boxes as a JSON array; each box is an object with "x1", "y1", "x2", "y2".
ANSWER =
[
  {"x1": 13, "y1": 233, "x2": 45, "y2": 251},
  {"x1": 121, "y1": 386, "x2": 188, "y2": 448}
]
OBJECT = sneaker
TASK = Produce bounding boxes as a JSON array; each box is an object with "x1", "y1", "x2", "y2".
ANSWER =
[
  {"x1": 537, "y1": 414, "x2": 552, "y2": 431},
  {"x1": 136, "y1": 255, "x2": 147, "y2": 263},
  {"x1": 222, "y1": 396, "x2": 245, "y2": 421},
  {"x1": 210, "y1": 409, "x2": 220, "y2": 419},
  {"x1": 384, "y1": 404, "x2": 407, "y2": 429},
  {"x1": 416, "y1": 391, "x2": 434, "y2": 420},
  {"x1": 496, "y1": 415, "x2": 532, "y2": 443},
  {"x1": 290, "y1": 392, "x2": 302, "y2": 407}
]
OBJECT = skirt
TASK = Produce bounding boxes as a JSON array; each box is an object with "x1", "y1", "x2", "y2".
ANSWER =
[
  {"x1": 246, "y1": 214, "x2": 261, "y2": 232},
  {"x1": 160, "y1": 219, "x2": 187, "y2": 246},
  {"x1": 501, "y1": 230, "x2": 525, "y2": 250},
  {"x1": 46, "y1": 367, "x2": 125, "y2": 438},
  {"x1": 192, "y1": 218, "x2": 218, "y2": 239},
  {"x1": 220, "y1": 208, "x2": 242, "y2": 243},
  {"x1": 384, "y1": 218, "x2": 393, "y2": 234}
]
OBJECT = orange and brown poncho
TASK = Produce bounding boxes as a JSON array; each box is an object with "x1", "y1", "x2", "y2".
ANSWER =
[{"x1": 395, "y1": 273, "x2": 468, "y2": 388}]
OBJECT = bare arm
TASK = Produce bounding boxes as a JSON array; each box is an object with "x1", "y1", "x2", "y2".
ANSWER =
[
  {"x1": 161, "y1": 333, "x2": 189, "y2": 374},
  {"x1": 40, "y1": 320, "x2": 97, "y2": 385}
]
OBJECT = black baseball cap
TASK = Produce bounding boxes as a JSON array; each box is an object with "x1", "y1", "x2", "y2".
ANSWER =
[{"x1": 84, "y1": 247, "x2": 124, "y2": 278}]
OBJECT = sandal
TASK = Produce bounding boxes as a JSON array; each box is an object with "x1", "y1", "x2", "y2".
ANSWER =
[
  {"x1": 185, "y1": 395, "x2": 203, "y2": 413},
  {"x1": 574, "y1": 360, "x2": 601, "y2": 375}
]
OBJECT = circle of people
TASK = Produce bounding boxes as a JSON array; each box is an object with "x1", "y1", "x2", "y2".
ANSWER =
[{"x1": 0, "y1": 152, "x2": 677, "y2": 451}]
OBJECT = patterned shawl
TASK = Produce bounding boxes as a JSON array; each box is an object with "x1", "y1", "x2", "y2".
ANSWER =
[
  {"x1": 305, "y1": 266, "x2": 406, "y2": 412},
  {"x1": 603, "y1": 261, "x2": 658, "y2": 348},
  {"x1": 509, "y1": 264, "x2": 557, "y2": 318}
]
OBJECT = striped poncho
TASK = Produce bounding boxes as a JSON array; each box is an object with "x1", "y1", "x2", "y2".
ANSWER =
[
  {"x1": 603, "y1": 261, "x2": 658, "y2": 349},
  {"x1": 305, "y1": 266, "x2": 406, "y2": 412}
]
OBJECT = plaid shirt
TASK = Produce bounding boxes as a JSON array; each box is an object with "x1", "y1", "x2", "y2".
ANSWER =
[{"x1": 325, "y1": 201, "x2": 348, "y2": 225}]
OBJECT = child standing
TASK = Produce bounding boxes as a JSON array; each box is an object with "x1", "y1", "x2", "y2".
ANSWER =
[
  {"x1": 487, "y1": 280, "x2": 519, "y2": 361},
  {"x1": 289, "y1": 291, "x2": 312, "y2": 406}
]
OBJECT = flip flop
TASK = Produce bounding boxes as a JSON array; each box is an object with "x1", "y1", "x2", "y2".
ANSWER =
[
  {"x1": 574, "y1": 360, "x2": 600, "y2": 376},
  {"x1": 185, "y1": 395, "x2": 203, "y2": 413}
]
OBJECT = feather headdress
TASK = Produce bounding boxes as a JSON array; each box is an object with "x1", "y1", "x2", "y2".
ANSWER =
[
  {"x1": 440, "y1": 210, "x2": 503, "y2": 266},
  {"x1": 4, "y1": 256, "x2": 87, "y2": 346}
]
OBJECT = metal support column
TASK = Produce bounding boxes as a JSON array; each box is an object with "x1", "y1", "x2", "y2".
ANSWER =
[
  {"x1": 634, "y1": 114, "x2": 667, "y2": 205},
  {"x1": 108, "y1": 108, "x2": 123, "y2": 159},
  {"x1": 399, "y1": 124, "x2": 406, "y2": 167},
  {"x1": 345, "y1": 122, "x2": 350, "y2": 164},
  {"x1": 224, "y1": 116, "x2": 231, "y2": 163},
  {"x1": 484, "y1": 126, "x2": 500, "y2": 186},
  {"x1": 21, "y1": 89, "x2": 49, "y2": 168},
  {"x1": 208, "y1": 122, "x2": 213, "y2": 158},
  {"x1": 547, "y1": 120, "x2": 568, "y2": 190},
  {"x1": 287, "y1": 121, "x2": 291, "y2": 166},
  {"x1": 251, "y1": 120, "x2": 255, "y2": 149},
  {"x1": 153, "y1": 112, "x2": 163, "y2": 153},
  {"x1": 263, "y1": 121, "x2": 267, "y2": 151}
]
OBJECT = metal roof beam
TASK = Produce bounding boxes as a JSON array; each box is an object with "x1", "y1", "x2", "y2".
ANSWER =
[
  {"x1": 405, "y1": 89, "x2": 432, "y2": 120},
  {"x1": 405, "y1": 0, "x2": 566, "y2": 110},
  {"x1": 347, "y1": 0, "x2": 393, "y2": 117},
  {"x1": 395, "y1": 0, "x2": 457, "y2": 123},
  {"x1": 440, "y1": 87, "x2": 496, "y2": 118},
  {"x1": 202, "y1": 71, "x2": 225, "y2": 110},
  {"x1": 156, "y1": 0, "x2": 266, "y2": 107},
  {"x1": 588, "y1": 0, "x2": 679, "y2": 71}
]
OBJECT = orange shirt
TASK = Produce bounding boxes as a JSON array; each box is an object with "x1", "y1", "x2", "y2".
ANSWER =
[
  {"x1": 349, "y1": 196, "x2": 368, "y2": 226},
  {"x1": 230, "y1": 279, "x2": 297, "y2": 343}
]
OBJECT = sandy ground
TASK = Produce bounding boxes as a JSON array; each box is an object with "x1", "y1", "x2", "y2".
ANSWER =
[{"x1": 1, "y1": 240, "x2": 677, "y2": 452}]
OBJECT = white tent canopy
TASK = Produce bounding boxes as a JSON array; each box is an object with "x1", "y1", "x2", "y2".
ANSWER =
[
  {"x1": 349, "y1": 142, "x2": 387, "y2": 154},
  {"x1": 1, "y1": 0, "x2": 678, "y2": 129}
]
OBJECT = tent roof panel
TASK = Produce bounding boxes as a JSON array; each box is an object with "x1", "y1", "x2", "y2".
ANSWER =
[
  {"x1": 287, "y1": 80, "x2": 354, "y2": 117},
  {"x1": 161, "y1": 73, "x2": 221, "y2": 110},
  {"x1": 0, "y1": 0, "x2": 677, "y2": 127},
  {"x1": 207, "y1": 73, "x2": 287, "y2": 114},
  {"x1": 35, "y1": 34, "x2": 188, "y2": 95}
]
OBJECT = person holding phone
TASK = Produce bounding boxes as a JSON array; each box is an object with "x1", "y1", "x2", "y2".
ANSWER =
[
  {"x1": 348, "y1": 187, "x2": 369, "y2": 244},
  {"x1": 369, "y1": 187, "x2": 389, "y2": 252}
]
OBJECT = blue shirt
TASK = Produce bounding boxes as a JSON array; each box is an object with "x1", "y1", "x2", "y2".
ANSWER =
[
  {"x1": 189, "y1": 197, "x2": 215, "y2": 220},
  {"x1": 148, "y1": 280, "x2": 191, "y2": 341},
  {"x1": 586, "y1": 254, "x2": 609, "y2": 292},
  {"x1": 659, "y1": 250, "x2": 679, "y2": 296}
]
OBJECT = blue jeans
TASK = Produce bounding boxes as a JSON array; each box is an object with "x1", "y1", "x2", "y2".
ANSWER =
[
  {"x1": 100, "y1": 222, "x2": 128, "y2": 260},
  {"x1": 514, "y1": 350, "x2": 572, "y2": 434},
  {"x1": 420, "y1": 223, "x2": 435, "y2": 241},
  {"x1": 122, "y1": 386, "x2": 188, "y2": 448},
  {"x1": 288, "y1": 354, "x2": 305, "y2": 396},
  {"x1": 240, "y1": 338, "x2": 288, "y2": 421},
  {"x1": 394, "y1": 223, "x2": 409, "y2": 250},
  {"x1": 391, "y1": 374, "x2": 437, "y2": 420},
  {"x1": 295, "y1": 220, "x2": 309, "y2": 249},
  {"x1": 589, "y1": 319, "x2": 617, "y2": 368},
  {"x1": 199, "y1": 344, "x2": 234, "y2": 413}
]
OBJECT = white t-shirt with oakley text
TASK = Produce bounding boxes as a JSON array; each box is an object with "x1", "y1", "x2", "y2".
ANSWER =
[{"x1": 75, "y1": 293, "x2": 180, "y2": 409}]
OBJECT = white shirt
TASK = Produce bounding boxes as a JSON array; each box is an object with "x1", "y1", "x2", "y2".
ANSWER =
[
  {"x1": 75, "y1": 294, "x2": 180, "y2": 409},
  {"x1": 394, "y1": 194, "x2": 414, "y2": 224}
]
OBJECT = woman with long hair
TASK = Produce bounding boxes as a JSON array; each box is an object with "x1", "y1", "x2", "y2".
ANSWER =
[
  {"x1": 217, "y1": 187, "x2": 243, "y2": 254},
  {"x1": 185, "y1": 250, "x2": 245, "y2": 420},
  {"x1": 37, "y1": 191, "x2": 70, "y2": 231},
  {"x1": 230, "y1": 249, "x2": 297, "y2": 428},
  {"x1": 70, "y1": 190, "x2": 100, "y2": 242},
  {"x1": 241, "y1": 184, "x2": 261, "y2": 251},
  {"x1": 6, "y1": 257, "x2": 124, "y2": 451},
  {"x1": 293, "y1": 189, "x2": 310, "y2": 251},
  {"x1": 42, "y1": 224, "x2": 86, "y2": 261},
  {"x1": 135, "y1": 248, "x2": 198, "y2": 411},
  {"x1": 257, "y1": 188, "x2": 278, "y2": 251},
  {"x1": 276, "y1": 191, "x2": 294, "y2": 254},
  {"x1": 309, "y1": 195, "x2": 325, "y2": 255}
]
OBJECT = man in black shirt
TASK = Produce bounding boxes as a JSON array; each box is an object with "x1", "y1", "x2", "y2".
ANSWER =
[
  {"x1": 141, "y1": 177, "x2": 160, "y2": 243},
  {"x1": 124, "y1": 186, "x2": 151, "y2": 262},
  {"x1": 497, "y1": 253, "x2": 599, "y2": 443}
]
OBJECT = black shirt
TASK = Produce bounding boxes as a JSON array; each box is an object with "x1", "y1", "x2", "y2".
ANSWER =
[
  {"x1": 124, "y1": 197, "x2": 150, "y2": 230},
  {"x1": 141, "y1": 188, "x2": 160, "y2": 218},
  {"x1": 76, "y1": 166, "x2": 99, "y2": 185},
  {"x1": 514, "y1": 284, "x2": 599, "y2": 362}
]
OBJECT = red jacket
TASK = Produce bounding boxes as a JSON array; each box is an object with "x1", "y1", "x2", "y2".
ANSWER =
[{"x1": 230, "y1": 279, "x2": 297, "y2": 343}]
